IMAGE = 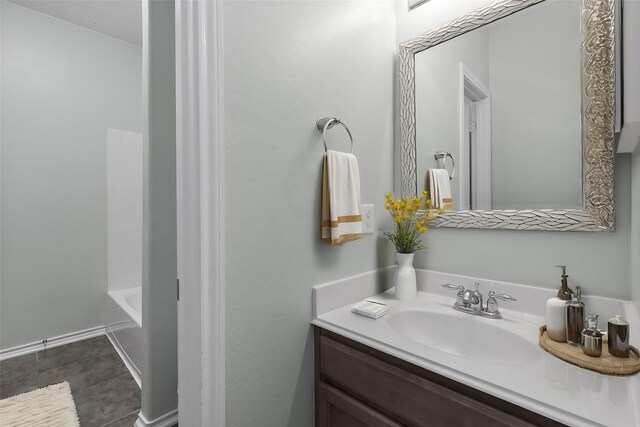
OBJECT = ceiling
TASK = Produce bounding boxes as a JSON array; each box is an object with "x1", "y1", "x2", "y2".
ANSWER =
[{"x1": 9, "y1": 0, "x2": 142, "y2": 46}]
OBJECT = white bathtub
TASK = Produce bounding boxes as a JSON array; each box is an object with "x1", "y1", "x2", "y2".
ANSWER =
[{"x1": 106, "y1": 287, "x2": 143, "y2": 387}]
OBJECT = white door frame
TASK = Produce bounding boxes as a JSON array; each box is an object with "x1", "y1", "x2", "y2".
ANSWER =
[
  {"x1": 459, "y1": 63, "x2": 492, "y2": 210},
  {"x1": 176, "y1": 1, "x2": 225, "y2": 425}
]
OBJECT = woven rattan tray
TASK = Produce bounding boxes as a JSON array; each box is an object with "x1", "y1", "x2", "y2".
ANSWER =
[{"x1": 539, "y1": 325, "x2": 640, "y2": 375}]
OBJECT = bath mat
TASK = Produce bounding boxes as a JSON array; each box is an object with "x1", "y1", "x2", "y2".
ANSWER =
[
  {"x1": 539, "y1": 325, "x2": 640, "y2": 375},
  {"x1": 0, "y1": 382, "x2": 80, "y2": 426}
]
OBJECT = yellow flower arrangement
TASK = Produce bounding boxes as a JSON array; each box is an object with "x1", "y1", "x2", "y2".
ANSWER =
[{"x1": 384, "y1": 191, "x2": 439, "y2": 254}]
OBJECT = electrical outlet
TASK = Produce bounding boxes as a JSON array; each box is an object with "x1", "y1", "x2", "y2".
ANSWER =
[{"x1": 361, "y1": 204, "x2": 374, "y2": 233}]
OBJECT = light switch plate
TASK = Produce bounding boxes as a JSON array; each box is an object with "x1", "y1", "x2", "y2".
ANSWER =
[{"x1": 361, "y1": 204, "x2": 374, "y2": 234}]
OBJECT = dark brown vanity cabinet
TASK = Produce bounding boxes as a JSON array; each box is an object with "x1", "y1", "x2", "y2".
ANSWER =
[{"x1": 314, "y1": 327, "x2": 564, "y2": 427}]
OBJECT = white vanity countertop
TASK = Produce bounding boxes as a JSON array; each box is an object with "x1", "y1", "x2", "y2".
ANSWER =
[{"x1": 311, "y1": 270, "x2": 640, "y2": 427}]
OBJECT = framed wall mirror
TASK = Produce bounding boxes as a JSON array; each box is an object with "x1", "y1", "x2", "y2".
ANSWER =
[{"x1": 399, "y1": 0, "x2": 617, "y2": 231}]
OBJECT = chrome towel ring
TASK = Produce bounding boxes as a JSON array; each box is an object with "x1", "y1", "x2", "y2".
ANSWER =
[
  {"x1": 316, "y1": 117, "x2": 354, "y2": 153},
  {"x1": 434, "y1": 151, "x2": 455, "y2": 181}
]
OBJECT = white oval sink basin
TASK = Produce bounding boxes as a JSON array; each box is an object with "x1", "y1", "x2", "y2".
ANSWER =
[{"x1": 388, "y1": 310, "x2": 540, "y2": 365}]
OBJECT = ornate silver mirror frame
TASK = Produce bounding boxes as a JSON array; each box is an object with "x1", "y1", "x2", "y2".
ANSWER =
[{"x1": 399, "y1": 0, "x2": 616, "y2": 231}]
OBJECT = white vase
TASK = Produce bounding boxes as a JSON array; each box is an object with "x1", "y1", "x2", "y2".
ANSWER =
[{"x1": 394, "y1": 252, "x2": 417, "y2": 300}]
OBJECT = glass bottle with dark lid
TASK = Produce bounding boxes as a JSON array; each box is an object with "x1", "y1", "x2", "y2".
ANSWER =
[{"x1": 608, "y1": 315, "x2": 630, "y2": 358}]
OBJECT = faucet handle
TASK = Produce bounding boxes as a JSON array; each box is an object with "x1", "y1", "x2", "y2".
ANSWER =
[
  {"x1": 442, "y1": 284, "x2": 465, "y2": 306},
  {"x1": 487, "y1": 291, "x2": 517, "y2": 302},
  {"x1": 486, "y1": 291, "x2": 516, "y2": 314}
]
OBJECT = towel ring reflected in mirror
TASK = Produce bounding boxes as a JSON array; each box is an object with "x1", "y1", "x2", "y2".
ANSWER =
[
  {"x1": 434, "y1": 151, "x2": 455, "y2": 181},
  {"x1": 316, "y1": 117, "x2": 354, "y2": 153}
]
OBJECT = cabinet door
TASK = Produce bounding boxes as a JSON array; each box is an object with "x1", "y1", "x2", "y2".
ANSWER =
[
  {"x1": 317, "y1": 382, "x2": 402, "y2": 427},
  {"x1": 319, "y1": 333, "x2": 541, "y2": 427}
]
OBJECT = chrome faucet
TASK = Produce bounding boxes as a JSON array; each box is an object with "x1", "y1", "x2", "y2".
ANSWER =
[{"x1": 442, "y1": 282, "x2": 516, "y2": 319}]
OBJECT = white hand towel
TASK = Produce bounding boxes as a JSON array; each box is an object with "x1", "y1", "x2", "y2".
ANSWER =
[
  {"x1": 321, "y1": 150, "x2": 362, "y2": 245},
  {"x1": 426, "y1": 169, "x2": 453, "y2": 210},
  {"x1": 427, "y1": 169, "x2": 438, "y2": 209}
]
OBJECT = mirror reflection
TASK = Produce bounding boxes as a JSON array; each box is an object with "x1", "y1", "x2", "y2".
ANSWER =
[{"x1": 415, "y1": 0, "x2": 582, "y2": 211}]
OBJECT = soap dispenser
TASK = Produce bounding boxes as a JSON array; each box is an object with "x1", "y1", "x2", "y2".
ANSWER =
[{"x1": 545, "y1": 265, "x2": 572, "y2": 342}]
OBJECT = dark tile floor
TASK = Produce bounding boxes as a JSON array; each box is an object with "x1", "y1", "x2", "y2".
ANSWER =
[{"x1": 0, "y1": 336, "x2": 141, "y2": 427}]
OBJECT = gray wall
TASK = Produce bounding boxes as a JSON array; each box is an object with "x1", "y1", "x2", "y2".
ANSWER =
[
  {"x1": 398, "y1": 0, "x2": 631, "y2": 300},
  {"x1": 0, "y1": 1, "x2": 142, "y2": 349},
  {"x1": 632, "y1": 147, "x2": 640, "y2": 312},
  {"x1": 489, "y1": 0, "x2": 582, "y2": 209},
  {"x1": 626, "y1": 0, "x2": 640, "y2": 314},
  {"x1": 223, "y1": 1, "x2": 396, "y2": 424},
  {"x1": 220, "y1": 0, "x2": 635, "y2": 425}
]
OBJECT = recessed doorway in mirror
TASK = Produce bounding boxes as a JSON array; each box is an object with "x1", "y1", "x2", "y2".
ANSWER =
[
  {"x1": 399, "y1": 0, "x2": 617, "y2": 231},
  {"x1": 416, "y1": 0, "x2": 581, "y2": 211}
]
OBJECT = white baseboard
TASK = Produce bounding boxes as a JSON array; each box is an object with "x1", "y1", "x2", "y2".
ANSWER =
[
  {"x1": 135, "y1": 409, "x2": 178, "y2": 427},
  {"x1": 0, "y1": 325, "x2": 106, "y2": 361},
  {"x1": 106, "y1": 330, "x2": 142, "y2": 389}
]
